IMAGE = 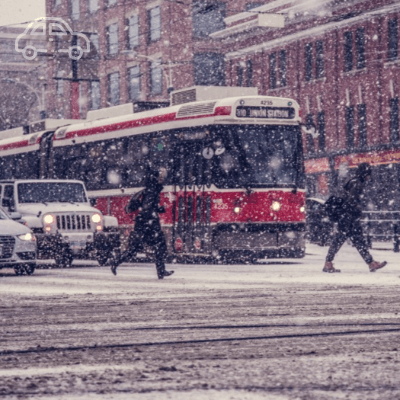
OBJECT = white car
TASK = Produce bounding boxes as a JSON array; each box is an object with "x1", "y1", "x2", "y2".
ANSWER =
[{"x1": 0, "y1": 207, "x2": 36, "y2": 276}]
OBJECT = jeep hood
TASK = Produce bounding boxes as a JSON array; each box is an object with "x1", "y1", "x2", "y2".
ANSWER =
[{"x1": 16, "y1": 203, "x2": 100, "y2": 216}]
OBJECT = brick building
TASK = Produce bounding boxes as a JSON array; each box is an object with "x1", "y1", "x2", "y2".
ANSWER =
[{"x1": 44, "y1": 0, "x2": 400, "y2": 209}]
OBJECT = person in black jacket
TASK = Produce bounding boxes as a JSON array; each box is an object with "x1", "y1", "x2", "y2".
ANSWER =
[
  {"x1": 323, "y1": 163, "x2": 387, "y2": 273},
  {"x1": 111, "y1": 167, "x2": 174, "y2": 279}
]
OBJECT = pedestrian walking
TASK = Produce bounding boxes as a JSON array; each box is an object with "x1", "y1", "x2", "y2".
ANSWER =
[
  {"x1": 111, "y1": 167, "x2": 174, "y2": 279},
  {"x1": 323, "y1": 162, "x2": 387, "y2": 273}
]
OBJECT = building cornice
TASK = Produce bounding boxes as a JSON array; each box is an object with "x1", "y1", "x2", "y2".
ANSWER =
[{"x1": 225, "y1": 2, "x2": 400, "y2": 60}]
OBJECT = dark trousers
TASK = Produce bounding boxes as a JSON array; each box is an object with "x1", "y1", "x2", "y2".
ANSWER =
[
  {"x1": 326, "y1": 218, "x2": 373, "y2": 264},
  {"x1": 120, "y1": 227, "x2": 167, "y2": 276}
]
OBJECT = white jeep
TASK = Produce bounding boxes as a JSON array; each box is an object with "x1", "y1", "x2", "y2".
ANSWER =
[{"x1": 0, "y1": 179, "x2": 119, "y2": 267}]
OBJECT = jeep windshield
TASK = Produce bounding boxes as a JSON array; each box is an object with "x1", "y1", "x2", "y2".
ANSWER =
[{"x1": 17, "y1": 182, "x2": 87, "y2": 204}]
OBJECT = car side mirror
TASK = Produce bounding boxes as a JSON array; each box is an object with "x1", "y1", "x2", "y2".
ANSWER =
[
  {"x1": 9, "y1": 212, "x2": 22, "y2": 220},
  {"x1": 89, "y1": 198, "x2": 97, "y2": 207}
]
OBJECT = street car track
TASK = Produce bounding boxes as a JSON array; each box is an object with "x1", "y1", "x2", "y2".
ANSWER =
[{"x1": 1, "y1": 323, "x2": 400, "y2": 357}]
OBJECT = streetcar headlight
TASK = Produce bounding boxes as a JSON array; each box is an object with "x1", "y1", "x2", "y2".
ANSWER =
[
  {"x1": 91, "y1": 213, "x2": 102, "y2": 223},
  {"x1": 300, "y1": 206, "x2": 306, "y2": 213},
  {"x1": 233, "y1": 207, "x2": 241, "y2": 214},
  {"x1": 270, "y1": 201, "x2": 281, "y2": 212},
  {"x1": 18, "y1": 232, "x2": 35, "y2": 241},
  {"x1": 43, "y1": 214, "x2": 55, "y2": 224}
]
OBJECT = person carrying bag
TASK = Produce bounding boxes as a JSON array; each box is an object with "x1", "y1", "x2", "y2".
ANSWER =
[{"x1": 323, "y1": 163, "x2": 387, "y2": 273}]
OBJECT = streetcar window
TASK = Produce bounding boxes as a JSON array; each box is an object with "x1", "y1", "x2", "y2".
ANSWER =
[
  {"x1": 208, "y1": 125, "x2": 303, "y2": 188},
  {"x1": 235, "y1": 125, "x2": 301, "y2": 186}
]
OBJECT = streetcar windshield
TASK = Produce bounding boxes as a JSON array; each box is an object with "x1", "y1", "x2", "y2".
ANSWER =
[
  {"x1": 212, "y1": 125, "x2": 304, "y2": 188},
  {"x1": 17, "y1": 182, "x2": 87, "y2": 203}
]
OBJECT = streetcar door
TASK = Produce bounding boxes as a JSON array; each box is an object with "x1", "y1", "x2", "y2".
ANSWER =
[{"x1": 171, "y1": 139, "x2": 212, "y2": 255}]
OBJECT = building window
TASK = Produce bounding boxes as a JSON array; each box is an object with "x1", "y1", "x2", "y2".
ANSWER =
[
  {"x1": 150, "y1": 60, "x2": 162, "y2": 95},
  {"x1": 108, "y1": 72, "x2": 120, "y2": 106},
  {"x1": 90, "y1": 81, "x2": 100, "y2": 110},
  {"x1": 269, "y1": 53, "x2": 276, "y2": 89},
  {"x1": 356, "y1": 28, "x2": 366, "y2": 69},
  {"x1": 305, "y1": 43, "x2": 312, "y2": 81},
  {"x1": 79, "y1": 82, "x2": 84, "y2": 117},
  {"x1": 315, "y1": 41, "x2": 324, "y2": 79},
  {"x1": 390, "y1": 97, "x2": 399, "y2": 142},
  {"x1": 345, "y1": 106, "x2": 355, "y2": 148},
  {"x1": 305, "y1": 114, "x2": 315, "y2": 153},
  {"x1": 388, "y1": 18, "x2": 398, "y2": 61},
  {"x1": 246, "y1": 60, "x2": 253, "y2": 87},
  {"x1": 127, "y1": 14, "x2": 139, "y2": 49},
  {"x1": 279, "y1": 50, "x2": 286, "y2": 87},
  {"x1": 193, "y1": 53, "x2": 225, "y2": 86},
  {"x1": 193, "y1": 2, "x2": 225, "y2": 38},
  {"x1": 237, "y1": 65, "x2": 243, "y2": 87},
  {"x1": 344, "y1": 31, "x2": 353, "y2": 72},
  {"x1": 149, "y1": 6, "x2": 161, "y2": 42},
  {"x1": 90, "y1": 33, "x2": 99, "y2": 52},
  {"x1": 71, "y1": 0, "x2": 80, "y2": 20},
  {"x1": 128, "y1": 66, "x2": 141, "y2": 100},
  {"x1": 89, "y1": 0, "x2": 98, "y2": 13},
  {"x1": 107, "y1": 23, "x2": 118, "y2": 55},
  {"x1": 56, "y1": 71, "x2": 64, "y2": 97},
  {"x1": 317, "y1": 111, "x2": 325, "y2": 152},
  {"x1": 357, "y1": 104, "x2": 367, "y2": 147}
]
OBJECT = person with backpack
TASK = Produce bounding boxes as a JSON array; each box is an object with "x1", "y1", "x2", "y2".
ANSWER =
[
  {"x1": 323, "y1": 162, "x2": 387, "y2": 273},
  {"x1": 110, "y1": 167, "x2": 174, "y2": 279}
]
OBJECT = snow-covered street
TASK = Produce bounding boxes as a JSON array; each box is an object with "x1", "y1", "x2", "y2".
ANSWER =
[{"x1": 1, "y1": 243, "x2": 399, "y2": 399}]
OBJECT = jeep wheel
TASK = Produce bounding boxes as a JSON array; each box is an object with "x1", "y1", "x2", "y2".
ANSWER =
[
  {"x1": 14, "y1": 266, "x2": 24, "y2": 276},
  {"x1": 55, "y1": 250, "x2": 73, "y2": 268},
  {"x1": 97, "y1": 251, "x2": 110, "y2": 266}
]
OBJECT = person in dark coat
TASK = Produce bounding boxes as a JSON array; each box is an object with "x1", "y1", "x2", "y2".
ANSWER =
[
  {"x1": 323, "y1": 163, "x2": 387, "y2": 273},
  {"x1": 111, "y1": 167, "x2": 174, "y2": 279}
]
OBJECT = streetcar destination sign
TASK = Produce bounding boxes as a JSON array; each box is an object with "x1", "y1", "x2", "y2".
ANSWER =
[{"x1": 236, "y1": 106, "x2": 295, "y2": 119}]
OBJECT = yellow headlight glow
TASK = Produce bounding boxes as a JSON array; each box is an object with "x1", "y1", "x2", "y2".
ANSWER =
[
  {"x1": 92, "y1": 213, "x2": 102, "y2": 223},
  {"x1": 44, "y1": 214, "x2": 54, "y2": 224},
  {"x1": 271, "y1": 201, "x2": 281, "y2": 212}
]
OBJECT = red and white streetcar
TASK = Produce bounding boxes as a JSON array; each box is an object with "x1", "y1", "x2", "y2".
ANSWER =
[{"x1": 0, "y1": 86, "x2": 306, "y2": 262}]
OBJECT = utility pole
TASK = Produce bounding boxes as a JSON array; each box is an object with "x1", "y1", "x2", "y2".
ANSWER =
[{"x1": 70, "y1": 34, "x2": 79, "y2": 119}]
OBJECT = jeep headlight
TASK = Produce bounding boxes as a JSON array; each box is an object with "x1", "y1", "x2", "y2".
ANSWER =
[
  {"x1": 44, "y1": 214, "x2": 55, "y2": 224},
  {"x1": 92, "y1": 213, "x2": 102, "y2": 223},
  {"x1": 18, "y1": 232, "x2": 35, "y2": 241}
]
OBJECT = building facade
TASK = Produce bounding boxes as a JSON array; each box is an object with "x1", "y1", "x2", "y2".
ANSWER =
[{"x1": 44, "y1": 0, "x2": 400, "y2": 210}]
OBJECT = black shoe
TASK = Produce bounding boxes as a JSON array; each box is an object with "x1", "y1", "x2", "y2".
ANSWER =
[{"x1": 158, "y1": 270, "x2": 174, "y2": 279}]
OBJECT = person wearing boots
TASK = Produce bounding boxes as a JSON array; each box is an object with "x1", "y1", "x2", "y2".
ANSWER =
[
  {"x1": 111, "y1": 167, "x2": 174, "y2": 279},
  {"x1": 323, "y1": 162, "x2": 387, "y2": 273}
]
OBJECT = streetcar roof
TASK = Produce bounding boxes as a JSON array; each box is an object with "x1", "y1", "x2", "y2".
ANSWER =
[
  {"x1": 0, "y1": 130, "x2": 50, "y2": 156},
  {"x1": 53, "y1": 95, "x2": 300, "y2": 145}
]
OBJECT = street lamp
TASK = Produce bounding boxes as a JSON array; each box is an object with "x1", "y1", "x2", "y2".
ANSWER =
[
  {"x1": 1, "y1": 78, "x2": 47, "y2": 119},
  {"x1": 122, "y1": 50, "x2": 174, "y2": 94}
]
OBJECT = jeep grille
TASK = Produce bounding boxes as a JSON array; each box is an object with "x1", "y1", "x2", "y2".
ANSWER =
[{"x1": 56, "y1": 214, "x2": 92, "y2": 231}]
